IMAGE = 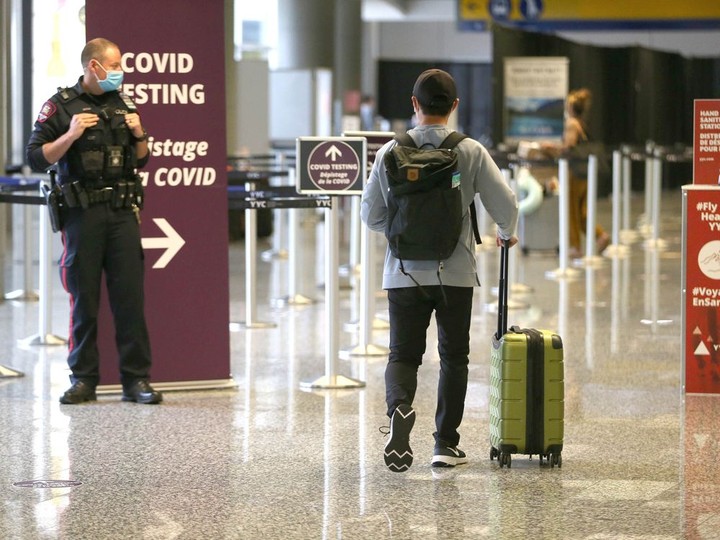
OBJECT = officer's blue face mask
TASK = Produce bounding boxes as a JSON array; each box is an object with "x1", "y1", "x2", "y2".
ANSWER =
[{"x1": 94, "y1": 61, "x2": 123, "y2": 92}]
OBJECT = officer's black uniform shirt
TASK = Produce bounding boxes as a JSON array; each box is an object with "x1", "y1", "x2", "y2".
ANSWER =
[{"x1": 26, "y1": 77, "x2": 149, "y2": 185}]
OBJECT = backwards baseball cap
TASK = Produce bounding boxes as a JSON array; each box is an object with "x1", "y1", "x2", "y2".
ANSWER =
[{"x1": 412, "y1": 69, "x2": 457, "y2": 108}]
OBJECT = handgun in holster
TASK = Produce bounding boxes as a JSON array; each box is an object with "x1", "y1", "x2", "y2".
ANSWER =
[{"x1": 42, "y1": 170, "x2": 64, "y2": 233}]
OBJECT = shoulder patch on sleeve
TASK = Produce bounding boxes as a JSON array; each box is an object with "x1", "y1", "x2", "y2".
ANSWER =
[{"x1": 37, "y1": 100, "x2": 57, "y2": 123}]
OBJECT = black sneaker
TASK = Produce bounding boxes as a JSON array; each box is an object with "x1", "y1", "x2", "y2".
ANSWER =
[
  {"x1": 431, "y1": 444, "x2": 468, "y2": 468},
  {"x1": 59, "y1": 380, "x2": 97, "y2": 404},
  {"x1": 122, "y1": 379, "x2": 163, "y2": 404},
  {"x1": 384, "y1": 404, "x2": 415, "y2": 473}
]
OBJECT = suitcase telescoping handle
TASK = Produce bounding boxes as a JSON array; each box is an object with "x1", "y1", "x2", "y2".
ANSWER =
[{"x1": 495, "y1": 239, "x2": 510, "y2": 340}]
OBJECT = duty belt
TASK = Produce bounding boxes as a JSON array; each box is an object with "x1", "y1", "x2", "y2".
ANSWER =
[{"x1": 86, "y1": 187, "x2": 115, "y2": 205}]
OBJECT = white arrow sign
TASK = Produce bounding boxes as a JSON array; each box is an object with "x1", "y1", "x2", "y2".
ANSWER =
[
  {"x1": 141, "y1": 218, "x2": 185, "y2": 269},
  {"x1": 325, "y1": 145, "x2": 342, "y2": 161}
]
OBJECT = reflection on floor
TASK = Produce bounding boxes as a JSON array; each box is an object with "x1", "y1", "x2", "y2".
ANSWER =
[{"x1": 1, "y1": 190, "x2": 719, "y2": 539}]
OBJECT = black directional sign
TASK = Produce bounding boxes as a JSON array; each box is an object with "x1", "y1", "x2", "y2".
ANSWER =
[{"x1": 296, "y1": 137, "x2": 367, "y2": 195}]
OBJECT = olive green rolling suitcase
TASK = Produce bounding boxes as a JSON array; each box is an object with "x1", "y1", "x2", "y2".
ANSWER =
[{"x1": 489, "y1": 242, "x2": 564, "y2": 468}]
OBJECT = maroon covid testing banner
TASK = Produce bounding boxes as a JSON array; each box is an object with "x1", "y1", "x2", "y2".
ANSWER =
[{"x1": 86, "y1": 0, "x2": 231, "y2": 386}]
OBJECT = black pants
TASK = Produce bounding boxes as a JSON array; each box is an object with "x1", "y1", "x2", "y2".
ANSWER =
[
  {"x1": 386, "y1": 285, "x2": 473, "y2": 447},
  {"x1": 59, "y1": 203, "x2": 152, "y2": 389}
]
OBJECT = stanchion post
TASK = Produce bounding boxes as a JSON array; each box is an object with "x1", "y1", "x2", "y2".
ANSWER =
[
  {"x1": 645, "y1": 149, "x2": 667, "y2": 251},
  {"x1": 273, "y1": 169, "x2": 315, "y2": 307},
  {"x1": 5, "y1": 201, "x2": 39, "y2": 301},
  {"x1": 577, "y1": 155, "x2": 605, "y2": 267},
  {"x1": 0, "y1": 182, "x2": 24, "y2": 376},
  {"x1": 234, "y1": 181, "x2": 276, "y2": 330},
  {"x1": 585, "y1": 155, "x2": 598, "y2": 259},
  {"x1": 339, "y1": 210, "x2": 389, "y2": 359},
  {"x1": 605, "y1": 150, "x2": 630, "y2": 257},
  {"x1": 622, "y1": 148, "x2": 631, "y2": 231},
  {"x1": 620, "y1": 146, "x2": 639, "y2": 244},
  {"x1": 339, "y1": 196, "x2": 361, "y2": 279},
  {"x1": 610, "y1": 150, "x2": 621, "y2": 247},
  {"x1": 640, "y1": 141, "x2": 654, "y2": 235},
  {"x1": 652, "y1": 151, "x2": 662, "y2": 241},
  {"x1": 301, "y1": 198, "x2": 365, "y2": 389},
  {"x1": 261, "y1": 167, "x2": 288, "y2": 262},
  {"x1": 20, "y1": 200, "x2": 66, "y2": 346},
  {"x1": 546, "y1": 159, "x2": 580, "y2": 279}
]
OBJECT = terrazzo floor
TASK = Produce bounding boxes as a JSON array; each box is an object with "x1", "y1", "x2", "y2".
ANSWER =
[{"x1": 1, "y1": 189, "x2": 719, "y2": 539}]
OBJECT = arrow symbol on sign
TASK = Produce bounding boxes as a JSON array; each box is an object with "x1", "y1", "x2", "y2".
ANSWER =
[
  {"x1": 141, "y1": 218, "x2": 185, "y2": 269},
  {"x1": 325, "y1": 145, "x2": 343, "y2": 161}
]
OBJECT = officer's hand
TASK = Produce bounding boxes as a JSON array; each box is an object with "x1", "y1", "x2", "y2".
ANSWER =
[
  {"x1": 124, "y1": 113, "x2": 144, "y2": 139},
  {"x1": 68, "y1": 113, "x2": 99, "y2": 141}
]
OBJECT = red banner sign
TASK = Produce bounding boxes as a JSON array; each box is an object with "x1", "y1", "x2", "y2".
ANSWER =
[
  {"x1": 683, "y1": 185, "x2": 720, "y2": 394},
  {"x1": 693, "y1": 99, "x2": 720, "y2": 185},
  {"x1": 86, "y1": 0, "x2": 231, "y2": 387}
]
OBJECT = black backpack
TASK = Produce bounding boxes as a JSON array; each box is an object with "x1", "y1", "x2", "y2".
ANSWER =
[{"x1": 384, "y1": 131, "x2": 481, "y2": 293}]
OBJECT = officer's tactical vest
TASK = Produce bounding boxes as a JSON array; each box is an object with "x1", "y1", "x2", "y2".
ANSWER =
[{"x1": 56, "y1": 87, "x2": 139, "y2": 185}]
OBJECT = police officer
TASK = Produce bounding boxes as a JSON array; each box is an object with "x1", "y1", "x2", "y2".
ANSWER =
[{"x1": 26, "y1": 38, "x2": 162, "y2": 405}]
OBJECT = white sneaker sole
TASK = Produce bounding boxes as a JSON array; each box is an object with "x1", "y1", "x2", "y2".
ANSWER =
[
  {"x1": 384, "y1": 405, "x2": 415, "y2": 473},
  {"x1": 431, "y1": 453, "x2": 468, "y2": 468}
]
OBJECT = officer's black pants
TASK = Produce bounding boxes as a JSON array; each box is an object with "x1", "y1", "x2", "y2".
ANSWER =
[
  {"x1": 385, "y1": 285, "x2": 473, "y2": 448},
  {"x1": 59, "y1": 203, "x2": 152, "y2": 389}
]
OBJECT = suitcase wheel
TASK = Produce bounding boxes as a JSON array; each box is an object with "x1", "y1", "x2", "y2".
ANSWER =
[
  {"x1": 490, "y1": 447, "x2": 499, "y2": 461},
  {"x1": 499, "y1": 452, "x2": 512, "y2": 468},
  {"x1": 540, "y1": 453, "x2": 562, "y2": 468}
]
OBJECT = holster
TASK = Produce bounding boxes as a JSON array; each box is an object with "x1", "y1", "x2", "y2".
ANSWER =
[
  {"x1": 111, "y1": 181, "x2": 128, "y2": 209},
  {"x1": 41, "y1": 183, "x2": 64, "y2": 233},
  {"x1": 130, "y1": 176, "x2": 144, "y2": 209}
]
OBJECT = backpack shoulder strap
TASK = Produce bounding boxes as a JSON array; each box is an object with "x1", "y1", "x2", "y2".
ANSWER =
[
  {"x1": 394, "y1": 132, "x2": 416, "y2": 148},
  {"x1": 470, "y1": 200, "x2": 482, "y2": 245},
  {"x1": 441, "y1": 131, "x2": 481, "y2": 244},
  {"x1": 438, "y1": 131, "x2": 468, "y2": 150}
]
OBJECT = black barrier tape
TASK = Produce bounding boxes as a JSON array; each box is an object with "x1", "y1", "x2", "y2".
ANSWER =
[
  {"x1": 227, "y1": 185, "x2": 303, "y2": 199},
  {"x1": 0, "y1": 193, "x2": 46, "y2": 205},
  {"x1": 229, "y1": 197, "x2": 331, "y2": 210}
]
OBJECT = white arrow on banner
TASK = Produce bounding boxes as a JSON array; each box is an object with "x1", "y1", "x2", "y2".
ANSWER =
[
  {"x1": 141, "y1": 218, "x2": 185, "y2": 269},
  {"x1": 325, "y1": 145, "x2": 342, "y2": 161}
]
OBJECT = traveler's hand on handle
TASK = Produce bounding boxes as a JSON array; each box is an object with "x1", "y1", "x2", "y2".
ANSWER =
[{"x1": 496, "y1": 235, "x2": 518, "y2": 248}]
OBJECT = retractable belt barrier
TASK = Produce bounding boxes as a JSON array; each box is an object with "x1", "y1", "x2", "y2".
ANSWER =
[
  {"x1": 0, "y1": 176, "x2": 45, "y2": 301},
  {"x1": 228, "y1": 168, "x2": 293, "y2": 255},
  {"x1": 0, "y1": 175, "x2": 64, "y2": 361},
  {"x1": 491, "y1": 143, "x2": 692, "y2": 259},
  {"x1": 0, "y1": 176, "x2": 44, "y2": 205},
  {"x1": 228, "y1": 179, "x2": 330, "y2": 330},
  {"x1": 618, "y1": 144, "x2": 691, "y2": 250},
  {"x1": 227, "y1": 185, "x2": 331, "y2": 209}
]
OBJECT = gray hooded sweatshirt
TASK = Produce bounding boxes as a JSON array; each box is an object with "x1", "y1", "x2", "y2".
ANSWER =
[{"x1": 361, "y1": 124, "x2": 518, "y2": 289}]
